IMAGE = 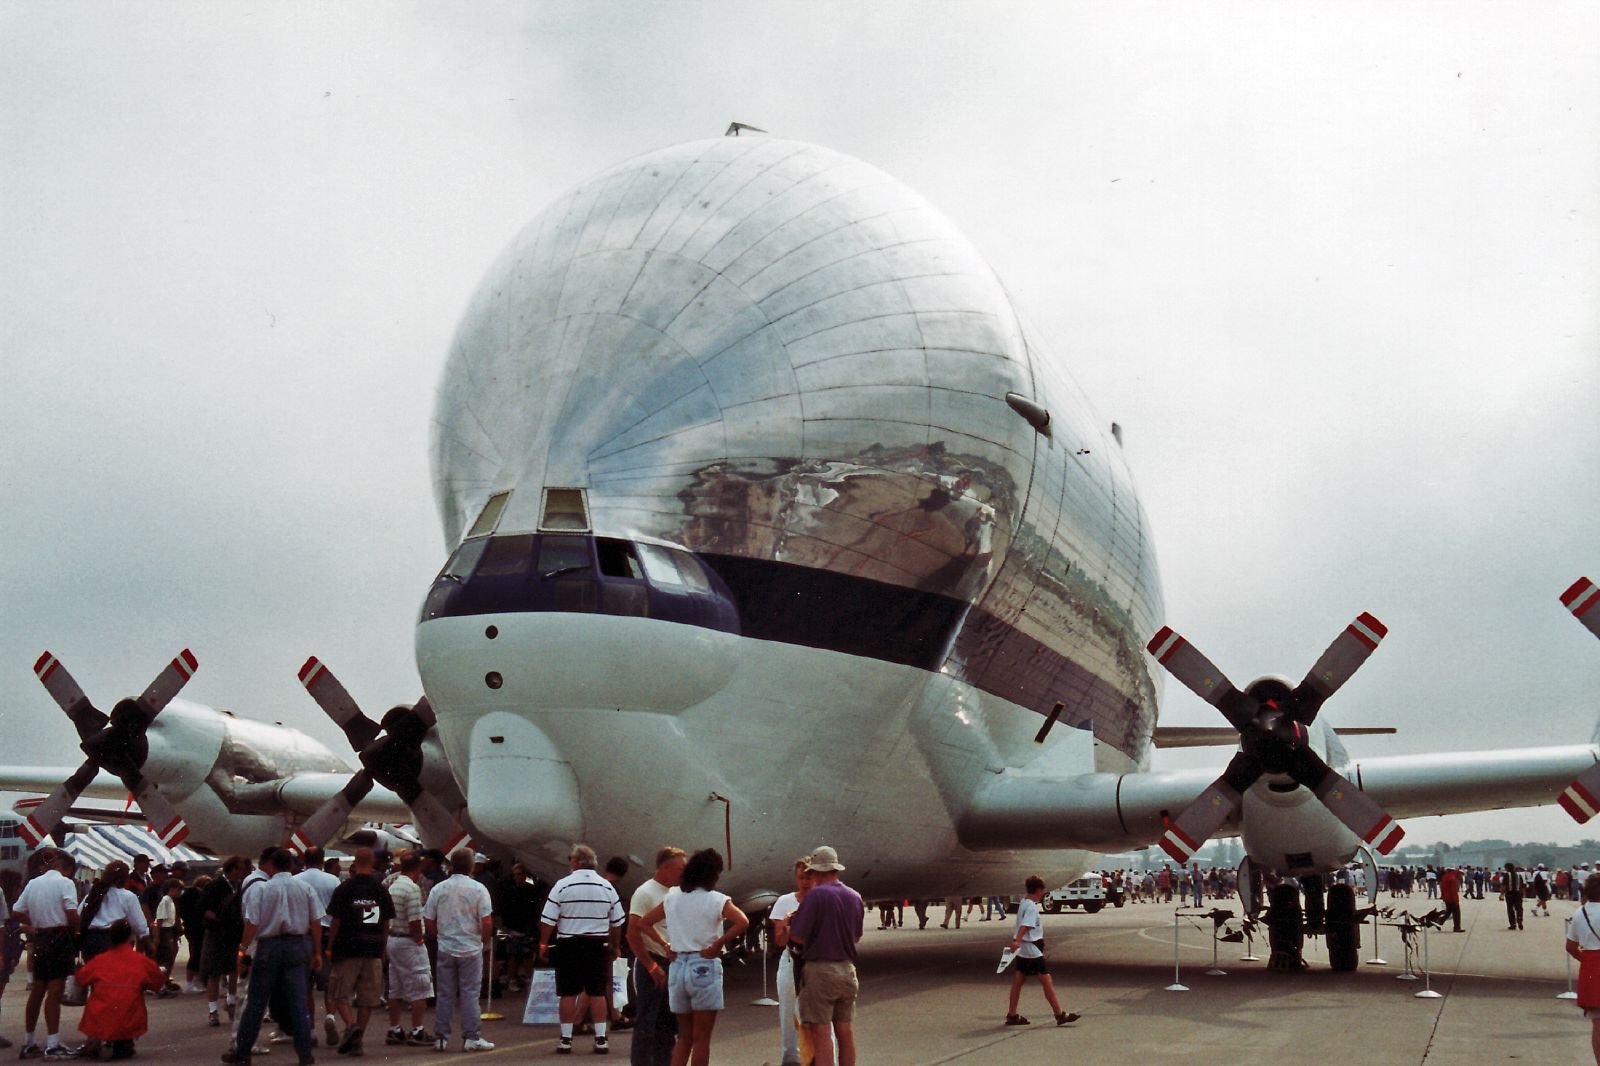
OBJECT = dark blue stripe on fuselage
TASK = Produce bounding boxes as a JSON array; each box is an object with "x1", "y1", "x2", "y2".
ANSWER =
[{"x1": 420, "y1": 534, "x2": 1139, "y2": 758}]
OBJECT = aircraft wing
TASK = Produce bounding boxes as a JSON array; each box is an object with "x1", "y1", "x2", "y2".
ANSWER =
[
  {"x1": 0, "y1": 766, "x2": 413, "y2": 823},
  {"x1": 1350, "y1": 745, "x2": 1600, "y2": 820},
  {"x1": 957, "y1": 742, "x2": 1600, "y2": 853}
]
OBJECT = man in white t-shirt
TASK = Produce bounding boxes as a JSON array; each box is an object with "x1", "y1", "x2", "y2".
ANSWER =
[
  {"x1": 422, "y1": 848, "x2": 496, "y2": 1053},
  {"x1": 1003, "y1": 876, "x2": 1078, "y2": 1029},
  {"x1": 769, "y1": 858, "x2": 812, "y2": 1066},
  {"x1": 626, "y1": 847, "x2": 685, "y2": 1066},
  {"x1": 294, "y1": 847, "x2": 342, "y2": 1048},
  {"x1": 14, "y1": 849, "x2": 81, "y2": 1059}
]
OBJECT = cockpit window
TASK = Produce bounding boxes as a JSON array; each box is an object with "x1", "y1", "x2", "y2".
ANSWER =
[
  {"x1": 669, "y1": 548, "x2": 711, "y2": 593},
  {"x1": 637, "y1": 543, "x2": 711, "y2": 592},
  {"x1": 440, "y1": 537, "x2": 490, "y2": 581},
  {"x1": 465, "y1": 491, "x2": 511, "y2": 538},
  {"x1": 636, "y1": 543, "x2": 685, "y2": 588},
  {"x1": 537, "y1": 536, "x2": 591, "y2": 579},
  {"x1": 596, "y1": 538, "x2": 644, "y2": 580},
  {"x1": 475, "y1": 534, "x2": 535, "y2": 578}
]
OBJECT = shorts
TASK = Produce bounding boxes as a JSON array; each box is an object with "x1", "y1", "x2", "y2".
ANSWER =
[
  {"x1": 501, "y1": 933, "x2": 537, "y2": 958},
  {"x1": 386, "y1": 937, "x2": 433, "y2": 1003},
  {"x1": 667, "y1": 956, "x2": 723, "y2": 1013},
  {"x1": 553, "y1": 937, "x2": 611, "y2": 998},
  {"x1": 29, "y1": 928, "x2": 74, "y2": 983},
  {"x1": 199, "y1": 933, "x2": 240, "y2": 981},
  {"x1": 796, "y1": 959, "x2": 857, "y2": 1025},
  {"x1": 1014, "y1": 954, "x2": 1050, "y2": 977},
  {"x1": 329, "y1": 957, "x2": 385, "y2": 1008}
]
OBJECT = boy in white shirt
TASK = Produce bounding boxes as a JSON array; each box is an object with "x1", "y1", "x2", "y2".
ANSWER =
[{"x1": 1003, "y1": 876, "x2": 1078, "y2": 1028}]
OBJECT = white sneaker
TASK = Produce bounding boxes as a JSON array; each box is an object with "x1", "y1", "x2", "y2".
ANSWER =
[
  {"x1": 325, "y1": 1013, "x2": 341, "y2": 1047},
  {"x1": 270, "y1": 1031, "x2": 293, "y2": 1044},
  {"x1": 463, "y1": 1038, "x2": 495, "y2": 1052}
]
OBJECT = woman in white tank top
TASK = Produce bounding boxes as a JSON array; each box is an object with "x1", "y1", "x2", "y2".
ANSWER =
[{"x1": 640, "y1": 848, "x2": 749, "y2": 1066}]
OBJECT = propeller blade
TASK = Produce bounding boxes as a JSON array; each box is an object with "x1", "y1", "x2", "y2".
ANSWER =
[
  {"x1": 122, "y1": 772, "x2": 191, "y2": 849},
  {"x1": 33, "y1": 652, "x2": 107, "y2": 739},
  {"x1": 1557, "y1": 762, "x2": 1600, "y2": 824},
  {"x1": 135, "y1": 649, "x2": 199, "y2": 720},
  {"x1": 1157, "y1": 752, "x2": 1263, "y2": 864},
  {"x1": 287, "y1": 770, "x2": 376, "y2": 854},
  {"x1": 1147, "y1": 627, "x2": 1253, "y2": 730},
  {"x1": 17, "y1": 759, "x2": 101, "y2": 847},
  {"x1": 1563, "y1": 577, "x2": 1600, "y2": 640},
  {"x1": 1283, "y1": 747, "x2": 1405, "y2": 854},
  {"x1": 407, "y1": 791, "x2": 473, "y2": 854},
  {"x1": 409, "y1": 696, "x2": 437, "y2": 731},
  {"x1": 1290, "y1": 613, "x2": 1387, "y2": 724},
  {"x1": 298, "y1": 657, "x2": 381, "y2": 751}
]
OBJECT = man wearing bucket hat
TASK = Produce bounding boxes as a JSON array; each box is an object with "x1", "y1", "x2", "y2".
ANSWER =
[{"x1": 787, "y1": 846, "x2": 864, "y2": 1066}]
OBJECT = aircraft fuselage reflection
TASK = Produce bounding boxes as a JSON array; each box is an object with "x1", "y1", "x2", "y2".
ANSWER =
[{"x1": 415, "y1": 136, "x2": 1163, "y2": 898}]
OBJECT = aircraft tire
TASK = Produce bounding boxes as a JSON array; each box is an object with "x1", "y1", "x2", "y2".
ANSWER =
[
  {"x1": 1326, "y1": 883, "x2": 1361, "y2": 972},
  {"x1": 1267, "y1": 884, "x2": 1305, "y2": 970}
]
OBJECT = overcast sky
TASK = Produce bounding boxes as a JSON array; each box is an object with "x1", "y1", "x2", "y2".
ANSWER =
[{"x1": 2, "y1": 2, "x2": 1596, "y2": 849}]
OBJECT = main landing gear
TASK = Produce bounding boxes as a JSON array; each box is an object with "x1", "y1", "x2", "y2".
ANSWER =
[{"x1": 1265, "y1": 875, "x2": 1361, "y2": 972}]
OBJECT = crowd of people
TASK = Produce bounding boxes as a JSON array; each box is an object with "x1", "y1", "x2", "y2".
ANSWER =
[
  {"x1": 25, "y1": 838, "x2": 1582, "y2": 1062},
  {"x1": 0, "y1": 839, "x2": 881, "y2": 1066}
]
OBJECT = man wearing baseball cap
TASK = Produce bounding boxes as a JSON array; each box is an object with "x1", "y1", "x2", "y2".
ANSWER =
[{"x1": 787, "y1": 846, "x2": 864, "y2": 1066}]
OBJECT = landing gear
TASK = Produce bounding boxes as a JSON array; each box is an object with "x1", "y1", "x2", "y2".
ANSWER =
[
  {"x1": 1266, "y1": 884, "x2": 1305, "y2": 970},
  {"x1": 1325, "y1": 883, "x2": 1361, "y2": 972}
]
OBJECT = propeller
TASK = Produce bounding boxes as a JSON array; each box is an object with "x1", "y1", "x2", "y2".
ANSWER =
[
  {"x1": 23, "y1": 651, "x2": 197, "y2": 849},
  {"x1": 1555, "y1": 577, "x2": 1600, "y2": 822},
  {"x1": 1146, "y1": 614, "x2": 1405, "y2": 864},
  {"x1": 288, "y1": 657, "x2": 471, "y2": 854}
]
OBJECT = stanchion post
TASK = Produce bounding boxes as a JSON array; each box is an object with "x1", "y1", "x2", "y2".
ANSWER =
[
  {"x1": 481, "y1": 934, "x2": 505, "y2": 1021},
  {"x1": 1239, "y1": 925, "x2": 1260, "y2": 963},
  {"x1": 1367, "y1": 911, "x2": 1387, "y2": 966},
  {"x1": 1205, "y1": 921, "x2": 1226, "y2": 976},
  {"x1": 1414, "y1": 924, "x2": 1442, "y2": 999},
  {"x1": 1560, "y1": 917, "x2": 1579, "y2": 1001},
  {"x1": 753, "y1": 919, "x2": 779, "y2": 1007},
  {"x1": 1165, "y1": 910, "x2": 1189, "y2": 992}
]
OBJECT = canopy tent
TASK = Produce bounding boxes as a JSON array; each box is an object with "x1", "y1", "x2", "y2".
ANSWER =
[{"x1": 59, "y1": 823, "x2": 210, "y2": 874}]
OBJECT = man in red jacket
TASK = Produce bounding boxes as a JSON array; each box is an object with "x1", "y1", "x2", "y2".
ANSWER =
[
  {"x1": 1439, "y1": 867, "x2": 1463, "y2": 933},
  {"x1": 75, "y1": 921, "x2": 165, "y2": 1059}
]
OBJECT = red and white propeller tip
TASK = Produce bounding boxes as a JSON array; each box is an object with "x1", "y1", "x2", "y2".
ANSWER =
[{"x1": 1563, "y1": 577, "x2": 1600, "y2": 639}]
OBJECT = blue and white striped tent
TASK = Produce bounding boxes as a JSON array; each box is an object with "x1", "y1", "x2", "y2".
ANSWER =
[{"x1": 60, "y1": 823, "x2": 210, "y2": 874}]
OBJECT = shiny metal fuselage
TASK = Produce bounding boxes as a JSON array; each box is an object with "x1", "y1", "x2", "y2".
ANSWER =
[{"x1": 418, "y1": 136, "x2": 1164, "y2": 899}]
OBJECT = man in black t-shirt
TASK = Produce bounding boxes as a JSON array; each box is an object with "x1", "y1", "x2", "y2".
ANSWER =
[
  {"x1": 325, "y1": 848, "x2": 394, "y2": 1057},
  {"x1": 200, "y1": 856, "x2": 250, "y2": 1026},
  {"x1": 173, "y1": 864, "x2": 204, "y2": 990},
  {"x1": 496, "y1": 863, "x2": 547, "y2": 993}
]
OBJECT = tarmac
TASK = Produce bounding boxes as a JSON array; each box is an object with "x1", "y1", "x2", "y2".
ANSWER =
[{"x1": 11, "y1": 892, "x2": 1591, "y2": 1065}]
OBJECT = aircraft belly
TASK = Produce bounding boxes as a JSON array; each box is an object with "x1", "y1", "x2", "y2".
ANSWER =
[{"x1": 418, "y1": 613, "x2": 1114, "y2": 897}]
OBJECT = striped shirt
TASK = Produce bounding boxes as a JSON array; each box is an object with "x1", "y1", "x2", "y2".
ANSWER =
[
  {"x1": 385, "y1": 873, "x2": 424, "y2": 935},
  {"x1": 540, "y1": 869, "x2": 624, "y2": 938}
]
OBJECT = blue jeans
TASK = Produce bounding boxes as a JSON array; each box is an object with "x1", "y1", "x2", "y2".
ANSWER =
[
  {"x1": 235, "y1": 936, "x2": 313, "y2": 1060},
  {"x1": 630, "y1": 958, "x2": 677, "y2": 1066},
  {"x1": 435, "y1": 951, "x2": 482, "y2": 1042}
]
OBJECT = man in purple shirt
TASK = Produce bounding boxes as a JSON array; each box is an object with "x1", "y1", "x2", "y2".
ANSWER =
[{"x1": 787, "y1": 846, "x2": 864, "y2": 1066}]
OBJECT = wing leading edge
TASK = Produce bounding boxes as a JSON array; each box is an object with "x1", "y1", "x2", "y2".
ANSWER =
[
  {"x1": 0, "y1": 767, "x2": 412, "y2": 824},
  {"x1": 956, "y1": 743, "x2": 1600, "y2": 854}
]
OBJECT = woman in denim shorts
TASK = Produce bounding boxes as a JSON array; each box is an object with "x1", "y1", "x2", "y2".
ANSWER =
[{"x1": 639, "y1": 849, "x2": 749, "y2": 1066}]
